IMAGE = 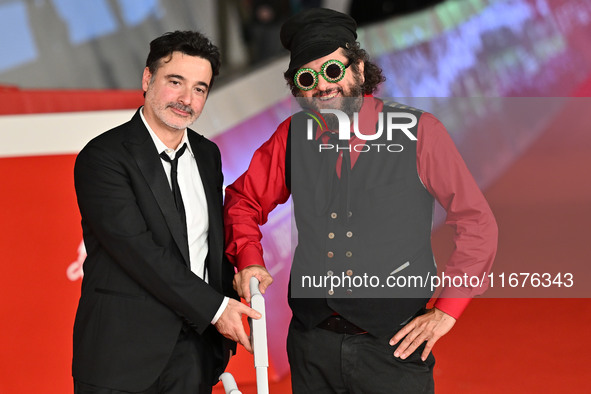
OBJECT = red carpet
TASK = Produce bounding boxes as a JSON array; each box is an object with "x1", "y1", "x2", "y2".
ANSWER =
[{"x1": 434, "y1": 94, "x2": 591, "y2": 392}]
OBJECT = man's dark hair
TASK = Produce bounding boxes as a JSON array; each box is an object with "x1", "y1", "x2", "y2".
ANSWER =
[
  {"x1": 145, "y1": 30, "x2": 221, "y2": 90},
  {"x1": 284, "y1": 42, "x2": 385, "y2": 96}
]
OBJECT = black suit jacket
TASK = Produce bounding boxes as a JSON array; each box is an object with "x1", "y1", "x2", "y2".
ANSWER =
[{"x1": 72, "y1": 109, "x2": 237, "y2": 391}]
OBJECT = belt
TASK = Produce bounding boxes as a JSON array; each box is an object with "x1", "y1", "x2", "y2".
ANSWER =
[{"x1": 317, "y1": 315, "x2": 368, "y2": 335}]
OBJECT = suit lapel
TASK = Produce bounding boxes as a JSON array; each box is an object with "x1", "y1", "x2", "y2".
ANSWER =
[
  {"x1": 122, "y1": 110, "x2": 191, "y2": 267},
  {"x1": 188, "y1": 131, "x2": 223, "y2": 289}
]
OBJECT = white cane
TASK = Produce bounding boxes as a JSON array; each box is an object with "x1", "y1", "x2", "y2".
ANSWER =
[
  {"x1": 218, "y1": 276, "x2": 269, "y2": 393},
  {"x1": 249, "y1": 276, "x2": 269, "y2": 394}
]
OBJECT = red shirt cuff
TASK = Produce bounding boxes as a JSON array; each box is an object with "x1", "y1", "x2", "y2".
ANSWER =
[
  {"x1": 235, "y1": 245, "x2": 266, "y2": 271},
  {"x1": 433, "y1": 297, "x2": 471, "y2": 320}
]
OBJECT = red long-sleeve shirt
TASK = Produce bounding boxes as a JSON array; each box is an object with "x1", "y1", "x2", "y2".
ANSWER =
[{"x1": 224, "y1": 96, "x2": 498, "y2": 319}]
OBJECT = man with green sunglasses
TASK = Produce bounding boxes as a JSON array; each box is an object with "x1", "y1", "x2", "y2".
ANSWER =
[{"x1": 224, "y1": 7, "x2": 497, "y2": 393}]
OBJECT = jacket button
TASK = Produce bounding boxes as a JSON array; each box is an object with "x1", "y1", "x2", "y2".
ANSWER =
[
  {"x1": 328, "y1": 289, "x2": 334, "y2": 295},
  {"x1": 331, "y1": 212, "x2": 337, "y2": 219},
  {"x1": 327, "y1": 251, "x2": 334, "y2": 258},
  {"x1": 346, "y1": 289, "x2": 353, "y2": 295},
  {"x1": 346, "y1": 269, "x2": 353, "y2": 276},
  {"x1": 328, "y1": 232, "x2": 335, "y2": 239},
  {"x1": 346, "y1": 231, "x2": 353, "y2": 238},
  {"x1": 348, "y1": 211, "x2": 353, "y2": 218},
  {"x1": 327, "y1": 270, "x2": 334, "y2": 276},
  {"x1": 345, "y1": 251, "x2": 352, "y2": 258}
]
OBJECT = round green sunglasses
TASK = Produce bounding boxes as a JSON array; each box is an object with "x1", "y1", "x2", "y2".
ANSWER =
[{"x1": 294, "y1": 59, "x2": 350, "y2": 91}]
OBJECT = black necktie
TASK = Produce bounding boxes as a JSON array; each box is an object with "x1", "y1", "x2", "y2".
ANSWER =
[{"x1": 160, "y1": 143, "x2": 187, "y2": 226}]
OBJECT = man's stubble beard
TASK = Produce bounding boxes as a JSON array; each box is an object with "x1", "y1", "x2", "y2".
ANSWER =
[{"x1": 145, "y1": 83, "x2": 197, "y2": 131}]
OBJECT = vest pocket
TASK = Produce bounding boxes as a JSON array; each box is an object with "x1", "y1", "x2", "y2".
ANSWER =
[{"x1": 95, "y1": 287, "x2": 146, "y2": 301}]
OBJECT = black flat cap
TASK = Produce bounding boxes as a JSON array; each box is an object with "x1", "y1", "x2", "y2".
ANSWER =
[{"x1": 280, "y1": 8, "x2": 357, "y2": 74}]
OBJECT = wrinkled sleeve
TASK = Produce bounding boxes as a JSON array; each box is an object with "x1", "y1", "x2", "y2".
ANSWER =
[
  {"x1": 416, "y1": 113, "x2": 498, "y2": 319},
  {"x1": 224, "y1": 118, "x2": 292, "y2": 271}
]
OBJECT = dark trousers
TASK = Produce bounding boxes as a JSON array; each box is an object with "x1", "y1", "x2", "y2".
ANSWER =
[
  {"x1": 287, "y1": 320, "x2": 435, "y2": 393},
  {"x1": 74, "y1": 326, "x2": 212, "y2": 394}
]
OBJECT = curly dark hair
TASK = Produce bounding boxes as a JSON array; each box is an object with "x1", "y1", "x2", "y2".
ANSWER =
[
  {"x1": 145, "y1": 30, "x2": 221, "y2": 90},
  {"x1": 284, "y1": 41, "x2": 385, "y2": 96}
]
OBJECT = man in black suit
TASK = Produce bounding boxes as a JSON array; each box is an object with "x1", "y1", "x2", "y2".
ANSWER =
[{"x1": 72, "y1": 31, "x2": 259, "y2": 393}]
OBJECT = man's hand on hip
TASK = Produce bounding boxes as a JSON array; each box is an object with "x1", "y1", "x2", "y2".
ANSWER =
[
  {"x1": 233, "y1": 265, "x2": 273, "y2": 303},
  {"x1": 389, "y1": 307, "x2": 456, "y2": 361},
  {"x1": 214, "y1": 298, "x2": 261, "y2": 353}
]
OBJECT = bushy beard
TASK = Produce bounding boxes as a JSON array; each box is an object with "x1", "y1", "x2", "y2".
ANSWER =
[{"x1": 298, "y1": 73, "x2": 364, "y2": 132}]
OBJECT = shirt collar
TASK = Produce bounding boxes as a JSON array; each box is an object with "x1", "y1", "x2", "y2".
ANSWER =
[{"x1": 140, "y1": 106, "x2": 194, "y2": 159}]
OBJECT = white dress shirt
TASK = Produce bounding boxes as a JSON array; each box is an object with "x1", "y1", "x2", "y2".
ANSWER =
[{"x1": 140, "y1": 108, "x2": 228, "y2": 324}]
